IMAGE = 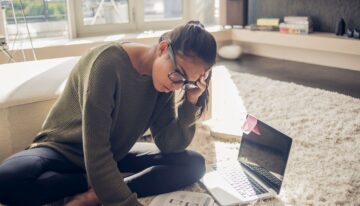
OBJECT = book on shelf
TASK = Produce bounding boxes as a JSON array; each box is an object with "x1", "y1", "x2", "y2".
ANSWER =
[
  {"x1": 247, "y1": 16, "x2": 313, "y2": 34},
  {"x1": 281, "y1": 16, "x2": 313, "y2": 34},
  {"x1": 284, "y1": 20, "x2": 312, "y2": 25},
  {"x1": 279, "y1": 23, "x2": 312, "y2": 34},
  {"x1": 284, "y1": 16, "x2": 311, "y2": 22},
  {"x1": 256, "y1": 18, "x2": 280, "y2": 26},
  {"x1": 148, "y1": 191, "x2": 217, "y2": 206},
  {"x1": 248, "y1": 24, "x2": 279, "y2": 31}
]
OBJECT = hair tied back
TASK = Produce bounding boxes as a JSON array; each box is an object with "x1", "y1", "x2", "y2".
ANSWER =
[{"x1": 187, "y1": 20, "x2": 205, "y2": 29}]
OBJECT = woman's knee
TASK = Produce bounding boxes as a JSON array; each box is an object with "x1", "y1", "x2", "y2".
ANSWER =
[
  {"x1": 0, "y1": 164, "x2": 12, "y2": 188},
  {"x1": 0, "y1": 161, "x2": 23, "y2": 204},
  {"x1": 0, "y1": 155, "x2": 44, "y2": 198},
  {"x1": 0, "y1": 159, "x2": 25, "y2": 187},
  {"x1": 184, "y1": 150, "x2": 206, "y2": 180}
]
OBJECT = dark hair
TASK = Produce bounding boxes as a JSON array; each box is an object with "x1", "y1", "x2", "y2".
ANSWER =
[{"x1": 159, "y1": 20, "x2": 217, "y2": 119}]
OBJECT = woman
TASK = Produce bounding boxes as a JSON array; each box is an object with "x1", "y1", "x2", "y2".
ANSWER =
[{"x1": 0, "y1": 20, "x2": 217, "y2": 206}]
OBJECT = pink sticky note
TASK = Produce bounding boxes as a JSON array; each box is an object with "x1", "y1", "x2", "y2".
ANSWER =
[{"x1": 242, "y1": 114, "x2": 261, "y2": 135}]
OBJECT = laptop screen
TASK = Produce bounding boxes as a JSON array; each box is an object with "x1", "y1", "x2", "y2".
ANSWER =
[{"x1": 238, "y1": 119, "x2": 292, "y2": 193}]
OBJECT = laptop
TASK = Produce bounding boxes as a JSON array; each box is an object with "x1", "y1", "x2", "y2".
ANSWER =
[{"x1": 200, "y1": 114, "x2": 292, "y2": 206}]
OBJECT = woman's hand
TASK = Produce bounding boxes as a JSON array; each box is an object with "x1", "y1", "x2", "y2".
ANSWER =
[{"x1": 186, "y1": 76, "x2": 207, "y2": 105}]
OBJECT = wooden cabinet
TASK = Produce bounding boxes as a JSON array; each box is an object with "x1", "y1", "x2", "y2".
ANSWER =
[{"x1": 220, "y1": 0, "x2": 248, "y2": 26}]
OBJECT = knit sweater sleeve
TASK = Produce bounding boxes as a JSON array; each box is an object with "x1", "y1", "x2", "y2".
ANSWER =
[
  {"x1": 150, "y1": 93, "x2": 201, "y2": 153},
  {"x1": 82, "y1": 55, "x2": 142, "y2": 206}
]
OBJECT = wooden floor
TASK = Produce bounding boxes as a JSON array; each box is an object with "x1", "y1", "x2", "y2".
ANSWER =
[{"x1": 217, "y1": 54, "x2": 360, "y2": 99}]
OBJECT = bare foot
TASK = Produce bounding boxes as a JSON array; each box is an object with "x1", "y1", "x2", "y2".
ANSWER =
[{"x1": 65, "y1": 188, "x2": 100, "y2": 206}]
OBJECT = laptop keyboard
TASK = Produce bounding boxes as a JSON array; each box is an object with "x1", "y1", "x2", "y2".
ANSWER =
[
  {"x1": 214, "y1": 162, "x2": 268, "y2": 198},
  {"x1": 244, "y1": 163, "x2": 281, "y2": 188}
]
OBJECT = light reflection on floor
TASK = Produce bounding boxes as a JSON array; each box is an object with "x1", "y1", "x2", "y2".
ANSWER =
[{"x1": 203, "y1": 65, "x2": 248, "y2": 140}]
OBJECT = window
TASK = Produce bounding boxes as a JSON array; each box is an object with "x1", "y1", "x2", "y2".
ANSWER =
[
  {"x1": 133, "y1": 0, "x2": 189, "y2": 32},
  {"x1": 2, "y1": 0, "x2": 68, "y2": 40},
  {"x1": 191, "y1": 0, "x2": 219, "y2": 26},
  {"x1": 0, "y1": 0, "x2": 218, "y2": 40},
  {"x1": 143, "y1": 0, "x2": 182, "y2": 22},
  {"x1": 72, "y1": 0, "x2": 189, "y2": 37},
  {"x1": 81, "y1": 0, "x2": 129, "y2": 25}
]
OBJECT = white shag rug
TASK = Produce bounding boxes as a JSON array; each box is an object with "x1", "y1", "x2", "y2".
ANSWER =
[{"x1": 139, "y1": 71, "x2": 360, "y2": 206}]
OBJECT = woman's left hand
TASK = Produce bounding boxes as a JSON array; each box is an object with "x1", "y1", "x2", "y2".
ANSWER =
[{"x1": 186, "y1": 76, "x2": 207, "y2": 105}]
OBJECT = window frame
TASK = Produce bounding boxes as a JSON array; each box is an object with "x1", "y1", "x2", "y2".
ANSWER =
[{"x1": 69, "y1": 0, "x2": 191, "y2": 38}]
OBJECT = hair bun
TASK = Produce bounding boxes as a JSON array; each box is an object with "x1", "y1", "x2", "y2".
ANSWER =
[{"x1": 187, "y1": 20, "x2": 204, "y2": 29}]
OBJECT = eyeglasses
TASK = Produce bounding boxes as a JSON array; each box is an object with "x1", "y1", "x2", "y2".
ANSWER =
[{"x1": 167, "y1": 44, "x2": 199, "y2": 90}]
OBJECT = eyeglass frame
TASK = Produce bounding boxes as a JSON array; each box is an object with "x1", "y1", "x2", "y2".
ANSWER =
[{"x1": 167, "y1": 43, "x2": 199, "y2": 90}]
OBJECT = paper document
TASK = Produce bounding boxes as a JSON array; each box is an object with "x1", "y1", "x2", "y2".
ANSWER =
[{"x1": 149, "y1": 191, "x2": 217, "y2": 206}]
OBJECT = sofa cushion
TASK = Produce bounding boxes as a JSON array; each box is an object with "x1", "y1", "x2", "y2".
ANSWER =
[{"x1": 0, "y1": 57, "x2": 80, "y2": 161}]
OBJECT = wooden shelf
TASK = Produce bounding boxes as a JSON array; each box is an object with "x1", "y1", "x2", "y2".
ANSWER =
[{"x1": 232, "y1": 29, "x2": 360, "y2": 56}]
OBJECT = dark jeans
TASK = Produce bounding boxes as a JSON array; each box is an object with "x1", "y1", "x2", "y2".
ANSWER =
[{"x1": 0, "y1": 142, "x2": 205, "y2": 206}]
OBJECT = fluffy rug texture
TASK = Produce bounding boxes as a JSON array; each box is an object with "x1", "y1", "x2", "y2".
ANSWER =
[{"x1": 139, "y1": 71, "x2": 360, "y2": 206}]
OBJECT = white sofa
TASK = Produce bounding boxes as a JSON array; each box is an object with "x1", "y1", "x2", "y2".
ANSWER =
[{"x1": 0, "y1": 57, "x2": 80, "y2": 161}]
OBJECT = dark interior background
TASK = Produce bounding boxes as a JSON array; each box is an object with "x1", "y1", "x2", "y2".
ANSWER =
[{"x1": 247, "y1": 0, "x2": 360, "y2": 33}]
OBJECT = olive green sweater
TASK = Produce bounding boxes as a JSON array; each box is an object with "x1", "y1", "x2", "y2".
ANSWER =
[{"x1": 29, "y1": 42, "x2": 200, "y2": 206}]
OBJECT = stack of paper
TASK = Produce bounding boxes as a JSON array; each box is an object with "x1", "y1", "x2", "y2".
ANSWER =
[{"x1": 149, "y1": 191, "x2": 217, "y2": 206}]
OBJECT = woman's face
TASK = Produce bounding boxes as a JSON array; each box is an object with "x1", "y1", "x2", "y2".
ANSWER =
[{"x1": 152, "y1": 42, "x2": 209, "y2": 93}]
